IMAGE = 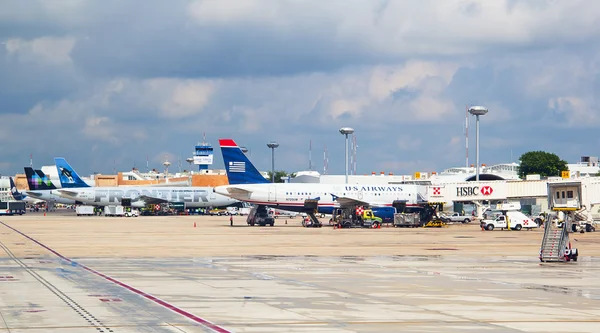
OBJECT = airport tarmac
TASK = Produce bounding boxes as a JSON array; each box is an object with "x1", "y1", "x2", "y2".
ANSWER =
[{"x1": 1, "y1": 211, "x2": 600, "y2": 332}]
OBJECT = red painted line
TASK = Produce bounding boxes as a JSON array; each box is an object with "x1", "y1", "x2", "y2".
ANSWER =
[{"x1": 0, "y1": 222, "x2": 232, "y2": 333}]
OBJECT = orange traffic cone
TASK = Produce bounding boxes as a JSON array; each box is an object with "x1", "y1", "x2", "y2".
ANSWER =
[
  {"x1": 193, "y1": 222, "x2": 196, "y2": 228},
  {"x1": 43, "y1": 212, "x2": 46, "y2": 216}
]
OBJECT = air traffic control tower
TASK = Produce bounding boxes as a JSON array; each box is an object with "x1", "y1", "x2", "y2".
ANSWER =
[{"x1": 194, "y1": 139, "x2": 214, "y2": 171}]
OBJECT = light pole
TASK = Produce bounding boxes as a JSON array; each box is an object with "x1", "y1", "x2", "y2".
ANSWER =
[
  {"x1": 267, "y1": 141, "x2": 279, "y2": 183},
  {"x1": 185, "y1": 157, "x2": 194, "y2": 172},
  {"x1": 468, "y1": 106, "x2": 489, "y2": 182},
  {"x1": 339, "y1": 127, "x2": 355, "y2": 184}
]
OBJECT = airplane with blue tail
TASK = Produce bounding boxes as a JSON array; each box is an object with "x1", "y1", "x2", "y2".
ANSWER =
[
  {"x1": 9, "y1": 177, "x2": 42, "y2": 204},
  {"x1": 52, "y1": 159, "x2": 238, "y2": 208},
  {"x1": 23, "y1": 167, "x2": 79, "y2": 204},
  {"x1": 214, "y1": 138, "x2": 427, "y2": 216},
  {"x1": 54, "y1": 157, "x2": 92, "y2": 188}
]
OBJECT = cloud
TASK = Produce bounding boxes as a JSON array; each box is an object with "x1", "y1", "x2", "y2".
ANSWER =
[
  {"x1": 5, "y1": 36, "x2": 76, "y2": 64},
  {"x1": 1, "y1": 1, "x2": 600, "y2": 176},
  {"x1": 144, "y1": 79, "x2": 215, "y2": 119}
]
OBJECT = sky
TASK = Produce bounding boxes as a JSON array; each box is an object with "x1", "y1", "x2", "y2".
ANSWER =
[{"x1": 2, "y1": 0, "x2": 600, "y2": 177}]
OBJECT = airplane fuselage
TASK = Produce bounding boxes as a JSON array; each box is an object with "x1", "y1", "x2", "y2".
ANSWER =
[
  {"x1": 59, "y1": 186, "x2": 238, "y2": 208},
  {"x1": 214, "y1": 183, "x2": 424, "y2": 213},
  {"x1": 26, "y1": 190, "x2": 78, "y2": 205}
]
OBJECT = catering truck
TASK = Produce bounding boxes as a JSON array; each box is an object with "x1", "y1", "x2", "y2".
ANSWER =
[{"x1": 481, "y1": 211, "x2": 538, "y2": 231}]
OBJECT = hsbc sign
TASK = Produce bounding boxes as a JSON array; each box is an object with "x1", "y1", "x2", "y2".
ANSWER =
[{"x1": 456, "y1": 185, "x2": 494, "y2": 197}]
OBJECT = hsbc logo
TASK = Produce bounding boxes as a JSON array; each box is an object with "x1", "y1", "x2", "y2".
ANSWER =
[
  {"x1": 480, "y1": 186, "x2": 493, "y2": 196},
  {"x1": 456, "y1": 186, "x2": 494, "y2": 197}
]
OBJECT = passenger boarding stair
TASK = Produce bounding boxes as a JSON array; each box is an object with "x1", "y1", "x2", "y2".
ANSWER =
[{"x1": 539, "y1": 218, "x2": 578, "y2": 262}]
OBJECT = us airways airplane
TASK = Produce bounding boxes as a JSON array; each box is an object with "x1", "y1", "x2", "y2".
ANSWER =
[
  {"x1": 214, "y1": 139, "x2": 427, "y2": 214},
  {"x1": 24, "y1": 168, "x2": 79, "y2": 205},
  {"x1": 53, "y1": 160, "x2": 238, "y2": 208}
]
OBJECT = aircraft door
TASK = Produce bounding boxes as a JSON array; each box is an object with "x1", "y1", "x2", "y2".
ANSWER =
[{"x1": 268, "y1": 185, "x2": 276, "y2": 202}]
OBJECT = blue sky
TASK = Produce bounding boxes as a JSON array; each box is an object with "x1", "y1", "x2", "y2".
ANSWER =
[{"x1": 1, "y1": 0, "x2": 600, "y2": 177}]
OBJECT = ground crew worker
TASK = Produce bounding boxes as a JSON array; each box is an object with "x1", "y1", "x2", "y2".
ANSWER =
[{"x1": 230, "y1": 215, "x2": 233, "y2": 226}]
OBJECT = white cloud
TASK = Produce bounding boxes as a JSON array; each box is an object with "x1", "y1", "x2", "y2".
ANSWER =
[
  {"x1": 5, "y1": 36, "x2": 76, "y2": 64},
  {"x1": 143, "y1": 79, "x2": 215, "y2": 119},
  {"x1": 186, "y1": 0, "x2": 600, "y2": 56},
  {"x1": 548, "y1": 96, "x2": 600, "y2": 126}
]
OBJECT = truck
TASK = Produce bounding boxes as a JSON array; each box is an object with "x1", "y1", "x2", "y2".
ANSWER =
[
  {"x1": 0, "y1": 201, "x2": 26, "y2": 215},
  {"x1": 441, "y1": 212, "x2": 472, "y2": 224},
  {"x1": 481, "y1": 211, "x2": 538, "y2": 231},
  {"x1": 209, "y1": 208, "x2": 228, "y2": 216},
  {"x1": 269, "y1": 208, "x2": 298, "y2": 219},
  {"x1": 332, "y1": 206, "x2": 382, "y2": 228},
  {"x1": 238, "y1": 207, "x2": 251, "y2": 216},
  {"x1": 247, "y1": 206, "x2": 275, "y2": 226},
  {"x1": 104, "y1": 205, "x2": 125, "y2": 217},
  {"x1": 76, "y1": 205, "x2": 95, "y2": 216}
]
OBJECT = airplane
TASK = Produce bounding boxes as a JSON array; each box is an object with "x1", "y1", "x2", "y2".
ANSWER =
[
  {"x1": 214, "y1": 138, "x2": 428, "y2": 218},
  {"x1": 53, "y1": 159, "x2": 239, "y2": 208},
  {"x1": 54, "y1": 157, "x2": 91, "y2": 188},
  {"x1": 23, "y1": 167, "x2": 80, "y2": 205},
  {"x1": 9, "y1": 177, "x2": 42, "y2": 204}
]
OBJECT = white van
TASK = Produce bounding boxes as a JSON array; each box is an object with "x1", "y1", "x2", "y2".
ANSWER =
[{"x1": 482, "y1": 211, "x2": 538, "y2": 231}]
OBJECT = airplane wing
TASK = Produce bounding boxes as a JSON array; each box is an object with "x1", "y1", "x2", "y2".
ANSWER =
[
  {"x1": 136, "y1": 195, "x2": 170, "y2": 205},
  {"x1": 330, "y1": 194, "x2": 381, "y2": 207},
  {"x1": 25, "y1": 191, "x2": 43, "y2": 198},
  {"x1": 330, "y1": 194, "x2": 401, "y2": 208},
  {"x1": 57, "y1": 189, "x2": 81, "y2": 197},
  {"x1": 223, "y1": 187, "x2": 253, "y2": 196}
]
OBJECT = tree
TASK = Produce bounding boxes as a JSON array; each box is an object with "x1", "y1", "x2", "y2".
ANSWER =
[
  {"x1": 518, "y1": 151, "x2": 568, "y2": 179},
  {"x1": 266, "y1": 170, "x2": 294, "y2": 183}
]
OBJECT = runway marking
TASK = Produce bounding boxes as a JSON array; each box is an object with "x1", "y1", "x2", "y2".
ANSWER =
[{"x1": 0, "y1": 222, "x2": 232, "y2": 333}]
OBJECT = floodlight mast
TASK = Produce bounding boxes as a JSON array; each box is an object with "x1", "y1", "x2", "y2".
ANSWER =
[
  {"x1": 339, "y1": 127, "x2": 355, "y2": 184},
  {"x1": 468, "y1": 106, "x2": 489, "y2": 182}
]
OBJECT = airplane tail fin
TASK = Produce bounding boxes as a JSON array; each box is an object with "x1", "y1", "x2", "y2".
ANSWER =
[
  {"x1": 54, "y1": 157, "x2": 89, "y2": 188},
  {"x1": 9, "y1": 177, "x2": 25, "y2": 200},
  {"x1": 24, "y1": 167, "x2": 57, "y2": 190},
  {"x1": 219, "y1": 138, "x2": 270, "y2": 184}
]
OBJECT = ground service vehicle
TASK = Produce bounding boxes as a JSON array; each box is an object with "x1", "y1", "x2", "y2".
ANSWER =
[
  {"x1": 76, "y1": 205, "x2": 95, "y2": 216},
  {"x1": 371, "y1": 206, "x2": 396, "y2": 224},
  {"x1": 332, "y1": 206, "x2": 381, "y2": 228},
  {"x1": 482, "y1": 211, "x2": 538, "y2": 231},
  {"x1": 442, "y1": 212, "x2": 472, "y2": 224},
  {"x1": 0, "y1": 201, "x2": 26, "y2": 215},
  {"x1": 392, "y1": 201, "x2": 446, "y2": 228},
  {"x1": 209, "y1": 208, "x2": 228, "y2": 216},
  {"x1": 270, "y1": 208, "x2": 298, "y2": 219},
  {"x1": 247, "y1": 205, "x2": 275, "y2": 226},
  {"x1": 105, "y1": 205, "x2": 125, "y2": 217},
  {"x1": 124, "y1": 209, "x2": 139, "y2": 217}
]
